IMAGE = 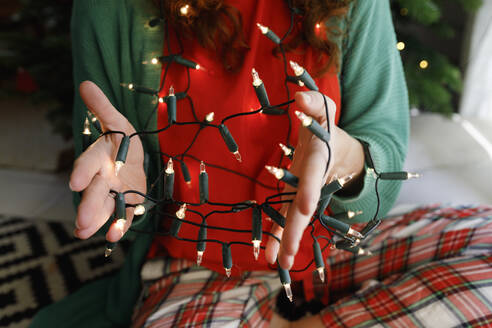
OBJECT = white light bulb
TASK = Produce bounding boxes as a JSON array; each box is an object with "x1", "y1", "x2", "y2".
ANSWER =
[
  {"x1": 197, "y1": 251, "x2": 204, "y2": 266},
  {"x1": 251, "y1": 68, "x2": 262, "y2": 87},
  {"x1": 289, "y1": 61, "x2": 304, "y2": 76},
  {"x1": 317, "y1": 267, "x2": 325, "y2": 283},
  {"x1": 83, "y1": 118, "x2": 91, "y2": 135},
  {"x1": 134, "y1": 204, "x2": 146, "y2": 216},
  {"x1": 283, "y1": 283, "x2": 293, "y2": 302},
  {"x1": 205, "y1": 112, "x2": 215, "y2": 122},
  {"x1": 180, "y1": 4, "x2": 190, "y2": 16},
  {"x1": 151, "y1": 57, "x2": 159, "y2": 65},
  {"x1": 115, "y1": 161, "x2": 124, "y2": 176},
  {"x1": 256, "y1": 22, "x2": 269, "y2": 34},
  {"x1": 294, "y1": 110, "x2": 313, "y2": 127},
  {"x1": 252, "y1": 240, "x2": 261, "y2": 261},
  {"x1": 165, "y1": 158, "x2": 174, "y2": 174},
  {"x1": 176, "y1": 203, "x2": 187, "y2": 219}
]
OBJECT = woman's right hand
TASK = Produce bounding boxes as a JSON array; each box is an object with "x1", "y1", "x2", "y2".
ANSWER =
[{"x1": 70, "y1": 81, "x2": 147, "y2": 243}]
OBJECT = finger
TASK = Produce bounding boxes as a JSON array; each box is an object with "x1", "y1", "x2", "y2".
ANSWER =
[
  {"x1": 79, "y1": 81, "x2": 133, "y2": 133},
  {"x1": 75, "y1": 192, "x2": 115, "y2": 239},
  {"x1": 70, "y1": 144, "x2": 104, "y2": 192},
  {"x1": 265, "y1": 228, "x2": 281, "y2": 264},
  {"x1": 76, "y1": 174, "x2": 110, "y2": 230},
  {"x1": 106, "y1": 202, "x2": 135, "y2": 242},
  {"x1": 294, "y1": 91, "x2": 336, "y2": 125},
  {"x1": 278, "y1": 144, "x2": 326, "y2": 269},
  {"x1": 265, "y1": 204, "x2": 288, "y2": 264}
]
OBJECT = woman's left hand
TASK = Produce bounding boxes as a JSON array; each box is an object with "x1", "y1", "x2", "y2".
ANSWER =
[{"x1": 264, "y1": 91, "x2": 365, "y2": 269}]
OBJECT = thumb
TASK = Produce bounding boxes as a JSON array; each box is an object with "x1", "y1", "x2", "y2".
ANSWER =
[
  {"x1": 79, "y1": 81, "x2": 133, "y2": 133},
  {"x1": 294, "y1": 91, "x2": 336, "y2": 126}
]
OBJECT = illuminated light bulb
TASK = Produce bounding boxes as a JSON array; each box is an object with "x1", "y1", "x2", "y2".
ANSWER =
[
  {"x1": 278, "y1": 266, "x2": 293, "y2": 302},
  {"x1": 166, "y1": 86, "x2": 177, "y2": 124},
  {"x1": 195, "y1": 64, "x2": 201, "y2": 70},
  {"x1": 317, "y1": 267, "x2": 325, "y2": 283},
  {"x1": 114, "y1": 161, "x2": 124, "y2": 176},
  {"x1": 158, "y1": 97, "x2": 164, "y2": 103},
  {"x1": 134, "y1": 204, "x2": 146, "y2": 216},
  {"x1": 251, "y1": 68, "x2": 262, "y2": 87},
  {"x1": 165, "y1": 158, "x2": 174, "y2": 174},
  {"x1": 176, "y1": 203, "x2": 187, "y2": 219},
  {"x1": 279, "y1": 143, "x2": 293, "y2": 157},
  {"x1": 265, "y1": 165, "x2": 284, "y2": 180},
  {"x1": 407, "y1": 172, "x2": 422, "y2": 179},
  {"x1": 252, "y1": 240, "x2": 261, "y2": 261},
  {"x1": 104, "y1": 243, "x2": 115, "y2": 257},
  {"x1": 114, "y1": 218, "x2": 126, "y2": 231},
  {"x1": 150, "y1": 57, "x2": 159, "y2": 65},
  {"x1": 205, "y1": 112, "x2": 215, "y2": 122},
  {"x1": 83, "y1": 118, "x2": 91, "y2": 135},
  {"x1": 396, "y1": 42, "x2": 405, "y2": 51},
  {"x1": 114, "y1": 136, "x2": 130, "y2": 176},
  {"x1": 290, "y1": 60, "x2": 305, "y2": 77},
  {"x1": 347, "y1": 228, "x2": 364, "y2": 239},
  {"x1": 120, "y1": 83, "x2": 135, "y2": 91},
  {"x1": 347, "y1": 210, "x2": 363, "y2": 219},
  {"x1": 358, "y1": 248, "x2": 372, "y2": 256},
  {"x1": 91, "y1": 116, "x2": 97, "y2": 123},
  {"x1": 315, "y1": 23, "x2": 321, "y2": 29},
  {"x1": 222, "y1": 244, "x2": 233, "y2": 278},
  {"x1": 197, "y1": 225, "x2": 206, "y2": 265},
  {"x1": 312, "y1": 239, "x2": 325, "y2": 283},
  {"x1": 419, "y1": 60, "x2": 429, "y2": 69},
  {"x1": 265, "y1": 165, "x2": 299, "y2": 188},
  {"x1": 180, "y1": 4, "x2": 190, "y2": 16},
  {"x1": 256, "y1": 22, "x2": 269, "y2": 35},
  {"x1": 338, "y1": 173, "x2": 354, "y2": 186},
  {"x1": 289, "y1": 61, "x2": 319, "y2": 91},
  {"x1": 256, "y1": 22, "x2": 281, "y2": 44},
  {"x1": 196, "y1": 251, "x2": 204, "y2": 266},
  {"x1": 218, "y1": 124, "x2": 242, "y2": 162},
  {"x1": 295, "y1": 111, "x2": 331, "y2": 143},
  {"x1": 294, "y1": 110, "x2": 313, "y2": 127}
]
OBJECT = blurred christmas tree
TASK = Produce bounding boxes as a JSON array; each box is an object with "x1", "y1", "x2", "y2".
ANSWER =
[
  {"x1": 0, "y1": 0, "x2": 73, "y2": 140},
  {"x1": 391, "y1": 0, "x2": 482, "y2": 115}
]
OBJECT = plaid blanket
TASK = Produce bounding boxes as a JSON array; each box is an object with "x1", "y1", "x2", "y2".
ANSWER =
[{"x1": 132, "y1": 205, "x2": 492, "y2": 327}]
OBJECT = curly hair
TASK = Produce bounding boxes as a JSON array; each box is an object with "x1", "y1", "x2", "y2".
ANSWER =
[{"x1": 154, "y1": 0, "x2": 352, "y2": 75}]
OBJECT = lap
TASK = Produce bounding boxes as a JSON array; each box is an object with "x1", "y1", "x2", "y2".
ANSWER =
[{"x1": 133, "y1": 205, "x2": 492, "y2": 327}]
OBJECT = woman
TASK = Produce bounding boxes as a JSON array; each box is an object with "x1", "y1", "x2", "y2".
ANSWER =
[{"x1": 34, "y1": 0, "x2": 414, "y2": 326}]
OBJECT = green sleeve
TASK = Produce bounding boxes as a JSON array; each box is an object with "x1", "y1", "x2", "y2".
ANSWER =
[
  {"x1": 71, "y1": 0, "x2": 163, "y2": 238},
  {"x1": 330, "y1": 0, "x2": 410, "y2": 222}
]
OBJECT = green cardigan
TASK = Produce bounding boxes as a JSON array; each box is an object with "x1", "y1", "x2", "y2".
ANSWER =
[{"x1": 31, "y1": 0, "x2": 409, "y2": 326}]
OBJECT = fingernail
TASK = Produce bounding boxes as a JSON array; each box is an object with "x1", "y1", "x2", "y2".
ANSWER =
[
  {"x1": 75, "y1": 220, "x2": 80, "y2": 229},
  {"x1": 69, "y1": 181, "x2": 74, "y2": 191}
]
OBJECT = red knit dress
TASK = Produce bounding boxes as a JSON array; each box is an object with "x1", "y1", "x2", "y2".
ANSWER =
[{"x1": 150, "y1": 0, "x2": 341, "y2": 286}]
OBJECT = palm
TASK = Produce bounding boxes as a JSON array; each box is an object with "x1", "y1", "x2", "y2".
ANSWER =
[{"x1": 71, "y1": 81, "x2": 146, "y2": 242}]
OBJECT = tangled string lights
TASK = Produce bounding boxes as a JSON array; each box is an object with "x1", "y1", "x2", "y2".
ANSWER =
[{"x1": 80, "y1": 1, "x2": 419, "y2": 302}]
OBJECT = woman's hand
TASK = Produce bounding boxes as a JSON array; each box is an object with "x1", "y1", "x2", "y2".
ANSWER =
[
  {"x1": 265, "y1": 91, "x2": 365, "y2": 269},
  {"x1": 70, "y1": 81, "x2": 146, "y2": 243}
]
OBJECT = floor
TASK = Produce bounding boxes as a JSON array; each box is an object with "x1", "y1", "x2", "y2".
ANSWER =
[{"x1": 1, "y1": 101, "x2": 491, "y2": 222}]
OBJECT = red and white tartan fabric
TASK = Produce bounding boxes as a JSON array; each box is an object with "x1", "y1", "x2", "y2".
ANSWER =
[{"x1": 132, "y1": 205, "x2": 492, "y2": 327}]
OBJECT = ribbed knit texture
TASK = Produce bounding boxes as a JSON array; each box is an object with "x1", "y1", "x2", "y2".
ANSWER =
[{"x1": 30, "y1": 0, "x2": 409, "y2": 327}]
